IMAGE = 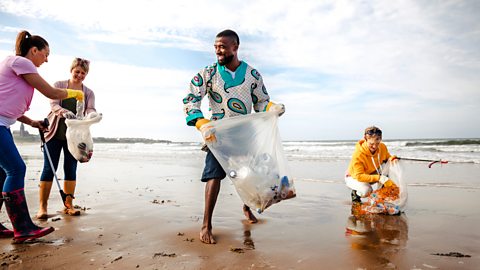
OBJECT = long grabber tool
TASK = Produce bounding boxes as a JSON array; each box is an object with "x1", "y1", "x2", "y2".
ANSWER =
[
  {"x1": 397, "y1": 157, "x2": 448, "y2": 168},
  {"x1": 39, "y1": 118, "x2": 73, "y2": 207}
]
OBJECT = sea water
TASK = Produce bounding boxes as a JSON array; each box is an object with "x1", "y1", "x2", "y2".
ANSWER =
[{"x1": 17, "y1": 138, "x2": 480, "y2": 189}]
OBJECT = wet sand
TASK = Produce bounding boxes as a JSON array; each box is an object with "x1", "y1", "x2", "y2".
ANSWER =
[{"x1": 1, "y1": 143, "x2": 479, "y2": 269}]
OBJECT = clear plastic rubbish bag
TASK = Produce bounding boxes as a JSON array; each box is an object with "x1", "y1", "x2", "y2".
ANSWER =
[
  {"x1": 203, "y1": 111, "x2": 296, "y2": 213},
  {"x1": 65, "y1": 109, "x2": 102, "y2": 163},
  {"x1": 361, "y1": 161, "x2": 408, "y2": 215}
]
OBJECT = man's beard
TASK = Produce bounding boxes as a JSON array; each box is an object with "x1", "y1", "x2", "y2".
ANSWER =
[{"x1": 218, "y1": 54, "x2": 234, "y2": 66}]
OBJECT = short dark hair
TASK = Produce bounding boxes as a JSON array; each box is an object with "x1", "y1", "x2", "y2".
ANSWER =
[
  {"x1": 216, "y1": 29, "x2": 240, "y2": 45},
  {"x1": 364, "y1": 126, "x2": 382, "y2": 137}
]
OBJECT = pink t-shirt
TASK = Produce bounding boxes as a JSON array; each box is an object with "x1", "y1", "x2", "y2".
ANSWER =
[{"x1": 0, "y1": 55, "x2": 38, "y2": 123}]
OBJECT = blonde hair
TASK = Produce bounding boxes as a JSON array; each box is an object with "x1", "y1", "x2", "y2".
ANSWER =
[{"x1": 71, "y1": 57, "x2": 90, "y2": 73}]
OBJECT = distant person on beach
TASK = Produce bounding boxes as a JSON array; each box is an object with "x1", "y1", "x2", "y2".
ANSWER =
[
  {"x1": 183, "y1": 29, "x2": 285, "y2": 244},
  {"x1": 0, "y1": 30, "x2": 83, "y2": 243},
  {"x1": 345, "y1": 126, "x2": 398, "y2": 203},
  {"x1": 35, "y1": 57, "x2": 96, "y2": 219}
]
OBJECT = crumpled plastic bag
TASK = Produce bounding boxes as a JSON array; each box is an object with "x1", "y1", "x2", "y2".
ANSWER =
[
  {"x1": 204, "y1": 111, "x2": 296, "y2": 213},
  {"x1": 359, "y1": 161, "x2": 408, "y2": 215},
  {"x1": 65, "y1": 107, "x2": 102, "y2": 163}
]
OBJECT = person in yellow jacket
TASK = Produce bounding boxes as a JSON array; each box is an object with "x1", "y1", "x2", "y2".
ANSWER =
[{"x1": 345, "y1": 126, "x2": 397, "y2": 202}]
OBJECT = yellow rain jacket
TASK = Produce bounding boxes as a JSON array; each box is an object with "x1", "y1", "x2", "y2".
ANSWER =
[{"x1": 347, "y1": 139, "x2": 394, "y2": 183}]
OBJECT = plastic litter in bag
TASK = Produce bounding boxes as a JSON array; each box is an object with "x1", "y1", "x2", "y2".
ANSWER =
[
  {"x1": 357, "y1": 161, "x2": 408, "y2": 215},
  {"x1": 204, "y1": 111, "x2": 296, "y2": 213},
  {"x1": 65, "y1": 101, "x2": 102, "y2": 163}
]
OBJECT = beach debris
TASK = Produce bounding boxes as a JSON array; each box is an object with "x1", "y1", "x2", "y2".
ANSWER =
[
  {"x1": 431, "y1": 252, "x2": 471, "y2": 257},
  {"x1": 63, "y1": 237, "x2": 73, "y2": 243},
  {"x1": 65, "y1": 111, "x2": 102, "y2": 163},
  {"x1": 153, "y1": 252, "x2": 176, "y2": 258},
  {"x1": 355, "y1": 161, "x2": 408, "y2": 215},
  {"x1": 204, "y1": 112, "x2": 296, "y2": 214},
  {"x1": 152, "y1": 199, "x2": 165, "y2": 204},
  {"x1": 151, "y1": 199, "x2": 173, "y2": 204},
  {"x1": 51, "y1": 217, "x2": 62, "y2": 222},
  {"x1": 229, "y1": 247, "x2": 245, "y2": 253},
  {"x1": 184, "y1": 238, "x2": 194, "y2": 242},
  {"x1": 358, "y1": 185, "x2": 401, "y2": 215},
  {"x1": 111, "y1": 256, "x2": 123, "y2": 263},
  {"x1": 74, "y1": 205, "x2": 88, "y2": 211},
  {"x1": 177, "y1": 232, "x2": 185, "y2": 236}
]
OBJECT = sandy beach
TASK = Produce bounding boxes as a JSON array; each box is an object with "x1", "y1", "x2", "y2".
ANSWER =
[{"x1": 1, "y1": 142, "x2": 479, "y2": 269}]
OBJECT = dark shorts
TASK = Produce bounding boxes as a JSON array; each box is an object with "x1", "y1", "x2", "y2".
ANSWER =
[{"x1": 201, "y1": 150, "x2": 226, "y2": 182}]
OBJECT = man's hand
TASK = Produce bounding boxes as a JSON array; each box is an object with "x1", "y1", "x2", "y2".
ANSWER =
[
  {"x1": 196, "y1": 118, "x2": 216, "y2": 143},
  {"x1": 384, "y1": 180, "x2": 396, "y2": 188},
  {"x1": 269, "y1": 103, "x2": 285, "y2": 116},
  {"x1": 379, "y1": 175, "x2": 396, "y2": 188},
  {"x1": 390, "y1": 155, "x2": 399, "y2": 164}
]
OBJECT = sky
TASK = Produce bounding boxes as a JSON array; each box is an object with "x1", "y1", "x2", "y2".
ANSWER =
[{"x1": 0, "y1": 0, "x2": 479, "y2": 142}]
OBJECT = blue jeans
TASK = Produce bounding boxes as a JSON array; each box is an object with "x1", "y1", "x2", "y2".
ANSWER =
[
  {"x1": 0, "y1": 126, "x2": 26, "y2": 192},
  {"x1": 40, "y1": 138, "x2": 78, "y2": 181}
]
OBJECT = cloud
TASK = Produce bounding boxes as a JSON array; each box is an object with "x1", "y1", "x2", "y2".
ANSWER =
[{"x1": 1, "y1": 0, "x2": 479, "y2": 140}]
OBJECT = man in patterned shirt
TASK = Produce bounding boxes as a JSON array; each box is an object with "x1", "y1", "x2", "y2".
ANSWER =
[{"x1": 183, "y1": 29, "x2": 285, "y2": 244}]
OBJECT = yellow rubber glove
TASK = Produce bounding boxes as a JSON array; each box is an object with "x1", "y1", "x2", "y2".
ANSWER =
[
  {"x1": 195, "y1": 118, "x2": 210, "y2": 130},
  {"x1": 66, "y1": 89, "x2": 84, "y2": 101},
  {"x1": 379, "y1": 175, "x2": 396, "y2": 188},
  {"x1": 384, "y1": 180, "x2": 396, "y2": 188},
  {"x1": 195, "y1": 118, "x2": 216, "y2": 143}
]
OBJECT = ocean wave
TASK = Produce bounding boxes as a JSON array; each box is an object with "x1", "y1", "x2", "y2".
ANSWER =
[
  {"x1": 295, "y1": 178, "x2": 480, "y2": 190},
  {"x1": 407, "y1": 183, "x2": 480, "y2": 190},
  {"x1": 405, "y1": 139, "x2": 480, "y2": 146}
]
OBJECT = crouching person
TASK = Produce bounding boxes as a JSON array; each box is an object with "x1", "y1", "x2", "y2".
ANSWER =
[{"x1": 345, "y1": 126, "x2": 397, "y2": 203}]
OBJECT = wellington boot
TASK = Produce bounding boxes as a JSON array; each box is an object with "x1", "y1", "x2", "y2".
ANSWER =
[
  {"x1": 35, "y1": 181, "x2": 53, "y2": 220},
  {"x1": 3, "y1": 188, "x2": 54, "y2": 244},
  {"x1": 63, "y1": 180, "x2": 80, "y2": 216},
  {"x1": 351, "y1": 190, "x2": 362, "y2": 203},
  {"x1": 0, "y1": 223, "x2": 13, "y2": 238},
  {"x1": 0, "y1": 194, "x2": 14, "y2": 238}
]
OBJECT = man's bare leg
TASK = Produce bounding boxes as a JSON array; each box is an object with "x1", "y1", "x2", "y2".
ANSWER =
[
  {"x1": 243, "y1": 204, "x2": 258, "y2": 224},
  {"x1": 200, "y1": 178, "x2": 221, "y2": 244}
]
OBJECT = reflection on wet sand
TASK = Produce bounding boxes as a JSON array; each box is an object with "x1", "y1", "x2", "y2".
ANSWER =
[
  {"x1": 345, "y1": 203, "x2": 409, "y2": 269},
  {"x1": 243, "y1": 223, "x2": 255, "y2": 250}
]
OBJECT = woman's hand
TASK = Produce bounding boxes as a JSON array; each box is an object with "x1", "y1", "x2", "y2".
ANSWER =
[{"x1": 30, "y1": 120, "x2": 48, "y2": 132}]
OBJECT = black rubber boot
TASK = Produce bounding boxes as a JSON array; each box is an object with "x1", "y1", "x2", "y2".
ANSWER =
[
  {"x1": 351, "y1": 190, "x2": 361, "y2": 203},
  {"x1": 3, "y1": 188, "x2": 54, "y2": 244}
]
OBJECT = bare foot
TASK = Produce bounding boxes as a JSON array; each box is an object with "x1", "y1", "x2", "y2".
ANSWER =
[
  {"x1": 199, "y1": 226, "x2": 216, "y2": 244},
  {"x1": 35, "y1": 209, "x2": 48, "y2": 220},
  {"x1": 243, "y1": 205, "x2": 258, "y2": 224}
]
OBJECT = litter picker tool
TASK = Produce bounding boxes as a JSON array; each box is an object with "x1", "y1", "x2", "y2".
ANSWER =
[
  {"x1": 39, "y1": 118, "x2": 73, "y2": 207},
  {"x1": 397, "y1": 157, "x2": 448, "y2": 168}
]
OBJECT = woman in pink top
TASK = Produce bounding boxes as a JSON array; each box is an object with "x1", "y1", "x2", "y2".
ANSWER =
[{"x1": 0, "y1": 30, "x2": 84, "y2": 243}]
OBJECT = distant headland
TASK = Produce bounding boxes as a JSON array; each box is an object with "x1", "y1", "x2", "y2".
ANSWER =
[{"x1": 12, "y1": 123, "x2": 171, "y2": 144}]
